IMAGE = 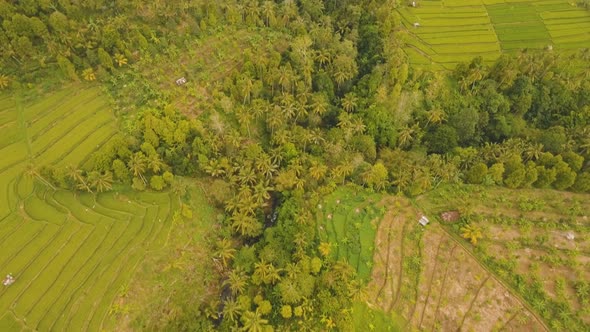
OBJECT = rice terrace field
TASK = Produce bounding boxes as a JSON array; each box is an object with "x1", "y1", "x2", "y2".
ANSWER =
[
  {"x1": 0, "y1": 87, "x2": 176, "y2": 331},
  {"x1": 398, "y1": 0, "x2": 590, "y2": 69}
]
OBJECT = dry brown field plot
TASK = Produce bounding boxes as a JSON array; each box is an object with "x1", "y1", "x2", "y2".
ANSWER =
[
  {"x1": 417, "y1": 185, "x2": 590, "y2": 331},
  {"x1": 367, "y1": 195, "x2": 548, "y2": 331}
]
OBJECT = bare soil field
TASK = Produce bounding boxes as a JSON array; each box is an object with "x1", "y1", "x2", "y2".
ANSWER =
[{"x1": 367, "y1": 195, "x2": 547, "y2": 331}]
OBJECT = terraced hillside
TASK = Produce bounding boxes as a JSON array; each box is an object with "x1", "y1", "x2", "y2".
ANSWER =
[
  {"x1": 398, "y1": 0, "x2": 590, "y2": 69},
  {"x1": 0, "y1": 88, "x2": 176, "y2": 331}
]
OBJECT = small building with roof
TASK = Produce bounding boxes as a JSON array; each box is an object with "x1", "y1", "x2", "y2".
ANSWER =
[{"x1": 419, "y1": 215, "x2": 429, "y2": 226}]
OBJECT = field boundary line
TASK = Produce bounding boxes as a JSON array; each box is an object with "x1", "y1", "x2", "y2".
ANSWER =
[
  {"x1": 418, "y1": 235, "x2": 446, "y2": 329},
  {"x1": 75, "y1": 129, "x2": 117, "y2": 168},
  {"x1": 0, "y1": 222, "x2": 47, "y2": 272},
  {"x1": 30, "y1": 105, "x2": 107, "y2": 156},
  {"x1": 50, "y1": 119, "x2": 115, "y2": 165},
  {"x1": 15, "y1": 90, "x2": 32, "y2": 158},
  {"x1": 59, "y1": 204, "x2": 148, "y2": 327},
  {"x1": 430, "y1": 244, "x2": 458, "y2": 332},
  {"x1": 26, "y1": 88, "x2": 96, "y2": 127},
  {"x1": 435, "y1": 224, "x2": 550, "y2": 331},
  {"x1": 392, "y1": 219, "x2": 409, "y2": 309},
  {"x1": 497, "y1": 307, "x2": 525, "y2": 332},
  {"x1": 458, "y1": 274, "x2": 492, "y2": 331}
]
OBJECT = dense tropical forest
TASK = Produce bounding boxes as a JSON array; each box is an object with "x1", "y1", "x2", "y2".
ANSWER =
[{"x1": 0, "y1": 0, "x2": 589, "y2": 331}]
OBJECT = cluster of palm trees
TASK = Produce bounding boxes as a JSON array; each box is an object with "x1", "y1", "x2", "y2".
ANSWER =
[{"x1": 66, "y1": 165, "x2": 113, "y2": 193}]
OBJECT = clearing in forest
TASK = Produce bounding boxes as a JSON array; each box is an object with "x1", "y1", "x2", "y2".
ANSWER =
[
  {"x1": 397, "y1": 0, "x2": 590, "y2": 69},
  {"x1": 0, "y1": 87, "x2": 177, "y2": 331},
  {"x1": 366, "y1": 195, "x2": 547, "y2": 331}
]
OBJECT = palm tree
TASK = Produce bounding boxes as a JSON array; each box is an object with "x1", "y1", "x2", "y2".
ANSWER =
[
  {"x1": 0, "y1": 74, "x2": 9, "y2": 89},
  {"x1": 224, "y1": 268, "x2": 248, "y2": 296},
  {"x1": 147, "y1": 154, "x2": 164, "y2": 173},
  {"x1": 334, "y1": 69, "x2": 348, "y2": 88},
  {"x1": 523, "y1": 142, "x2": 543, "y2": 162},
  {"x1": 261, "y1": 1, "x2": 276, "y2": 26},
  {"x1": 309, "y1": 162, "x2": 328, "y2": 181},
  {"x1": 204, "y1": 159, "x2": 226, "y2": 178},
  {"x1": 24, "y1": 163, "x2": 56, "y2": 189},
  {"x1": 426, "y1": 108, "x2": 446, "y2": 126},
  {"x1": 65, "y1": 165, "x2": 91, "y2": 192},
  {"x1": 310, "y1": 93, "x2": 328, "y2": 117},
  {"x1": 315, "y1": 50, "x2": 331, "y2": 68},
  {"x1": 215, "y1": 238, "x2": 236, "y2": 267},
  {"x1": 231, "y1": 212, "x2": 260, "y2": 237},
  {"x1": 255, "y1": 155, "x2": 278, "y2": 179},
  {"x1": 347, "y1": 279, "x2": 368, "y2": 302},
  {"x1": 240, "y1": 75, "x2": 254, "y2": 104},
  {"x1": 461, "y1": 224, "x2": 482, "y2": 245},
  {"x1": 128, "y1": 152, "x2": 148, "y2": 183},
  {"x1": 240, "y1": 309, "x2": 268, "y2": 332},
  {"x1": 222, "y1": 298, "x2": 241, "y2": 324},
  {"x1": 266, "y1": 110, "x2": 284, "y2": 134},
  {"x1": 341, "y1": 93, "x2": 357, "y2": 112},
  {"x1": 398, "y1": 125, "x2": 417, "y2": 148},
  {"x1": 277, "y1": 65, "x2": 292, "y2": 93},
  {"x1": 66, "y1": 164, "x2": 85, "y2": 186},
  {"x1": 88, "y1": 171, "x2": 113, "y2": 193},
  {"x1": 82, "y1": 68, "x2": 96, "y2": 81},
  {"x1": 238, "y1": 166, "x2": 256, "y2": 186},
  {"x1": 114, "y1": 53, "x2": 127, "y2": 67},
  {"x1": 253, "y1": 181, "x2": 272, "y2": 205},
  {"x1": 254, "y1": 260, "x2": 281, "y2": 285}
]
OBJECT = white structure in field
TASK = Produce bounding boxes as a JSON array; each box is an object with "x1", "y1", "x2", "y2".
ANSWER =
[
  {"x1": 3, "y1": 274, "x2": 14, "y2": 286},
  {"x1": 419, "y1": 215, "x2": 429, "y2": 226},
  {"x1": 413, "y1": 22, "x2": 420, "y2": 28},
  {"x1": 175, "y1": 77, "x2": 187, "y2": 85}
]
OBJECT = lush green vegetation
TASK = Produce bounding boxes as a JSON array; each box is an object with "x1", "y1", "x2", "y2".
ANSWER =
[
  {"x1": 316, "y1": 186, "x2": 384, "y2": 282},
  {"x1": 0, "y1": 0, "x2": 589, "y2": 331}
]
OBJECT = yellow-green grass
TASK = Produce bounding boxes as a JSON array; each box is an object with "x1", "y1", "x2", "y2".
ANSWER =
[
  {"x1": 0, "y1": 86, "x2": 179, "y2": 331},
  {"x1": 398, "y1": 0, "x2": 590, "y2": 69}
]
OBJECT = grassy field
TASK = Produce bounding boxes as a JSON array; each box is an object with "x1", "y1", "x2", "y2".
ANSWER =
[
  {"x1": 398, "y1": 0, "x2": 590, "y2": 69},
  {"x1": 417, "y1": 184, "x2": 590, "y2": 331},
  {"x1": 316, "y1": 186, "x2": 385, "y2": 282},
  {"x1": 316, "y1": 187, "x2": 409, "y2": 330},
  {"x1": 0, "y1": 87, "x2": 180, "y2": 331}
]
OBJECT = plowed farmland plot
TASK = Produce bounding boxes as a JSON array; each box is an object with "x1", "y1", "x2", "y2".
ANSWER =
[
  {"x1": 398, "y1": 0, "x2": 590, "y2": 69},
  {"x1": 0, "y1": 87, "x2": 177, "y2": 331},
  {"x1": 366, "y1": 195, "x2": 547, "y2": 331},
  {"x1": 418, "y1": 185, "x2": 590, "y2": 331}
]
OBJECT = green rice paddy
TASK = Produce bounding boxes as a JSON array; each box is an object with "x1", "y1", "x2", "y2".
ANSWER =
[
  {"x1": 0, "y1": 87, "x2": 176, "y2": 331},
  {"x1": 316, "y1": 187, "x2": 384, "y2": 282},
  {"x1": 398, "y1": 0, "x2": 590, "y2": 69}
]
